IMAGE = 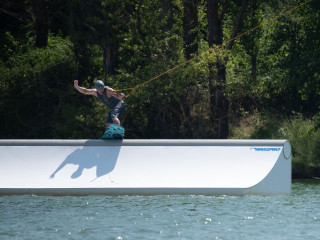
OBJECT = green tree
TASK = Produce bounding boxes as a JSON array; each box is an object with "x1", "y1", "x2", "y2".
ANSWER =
[{"x1": 207, "y1": 0, "x2": 248, "y2": 139}]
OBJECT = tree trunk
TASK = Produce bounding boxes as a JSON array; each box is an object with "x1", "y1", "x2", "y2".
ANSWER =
[
  {"x1": 67, "y1": 0, "x2": 90, "y2": 82},
  {"x1": 207, "y1": 0, "x2": 248, "y2": 139},
  {"x1": 102, "y1": 23, "x2": 117, "y2": 79},
  {"x1": 103, "y1": 45, "x2": 116, "y2": 78},
  {"x1": 183, "y1": 0, "x2": 199, "y2": 60},
  {"x1": 207, "y1": 0, "x2": 228, "y2": 139},
  {"x1": 30, "y1": 0, "x2": 49, "y2": 47},
  {"x1": 181, "y1": 0, "x2": 200, "y2": 137},
  {"x1": 227, "y1": 0, "x2": 249, "y2": 50}
]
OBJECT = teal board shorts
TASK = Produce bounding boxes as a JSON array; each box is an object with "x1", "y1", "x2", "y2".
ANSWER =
[{"x1": 106, "y1": 101, "x2": 126, "y2": 124}]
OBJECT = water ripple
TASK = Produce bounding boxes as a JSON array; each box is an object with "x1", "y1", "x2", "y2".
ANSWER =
[{"x1": 0, "y1": 180, "x2": 320, "y2": 239}]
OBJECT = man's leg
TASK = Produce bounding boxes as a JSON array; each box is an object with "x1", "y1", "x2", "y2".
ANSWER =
[
  {"x1": 106, "y1": 113, "x2": 113, "y2": 128},
  {"x1": 110, "y1": 102, "x2": 125, "y2": 127}
]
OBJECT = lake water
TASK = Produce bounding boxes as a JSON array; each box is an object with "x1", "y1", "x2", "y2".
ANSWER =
[{"x1": 0, "y1": 180, "x2": 319, "y2": 240}]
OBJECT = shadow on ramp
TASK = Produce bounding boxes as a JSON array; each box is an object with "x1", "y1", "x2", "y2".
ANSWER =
[{"x1": 50, "y1": 146, "x2": 121, "y2": 180}]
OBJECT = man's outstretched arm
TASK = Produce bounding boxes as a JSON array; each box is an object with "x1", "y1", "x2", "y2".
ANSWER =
[{"x1": 74, "y1": 80, "x2": 97, "y2": 96}]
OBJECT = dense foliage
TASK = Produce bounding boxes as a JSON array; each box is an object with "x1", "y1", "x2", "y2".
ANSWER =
[{"x1": 1, "y1": 0, "x2": 319, "y2": 177}]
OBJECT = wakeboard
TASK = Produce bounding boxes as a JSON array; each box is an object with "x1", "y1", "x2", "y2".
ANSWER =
[{"x1": 102, "y1": 124, "x2": 125, "y2": 139}]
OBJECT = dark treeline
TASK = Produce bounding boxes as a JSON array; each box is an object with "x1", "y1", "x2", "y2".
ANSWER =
[{"x1": 1, "y1": 1, "x2": 320, "y2": 176}]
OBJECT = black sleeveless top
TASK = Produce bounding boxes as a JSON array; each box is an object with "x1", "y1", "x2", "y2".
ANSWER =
[{"x1": 96, "y1": 88, "x2": 121, "y2": 108}]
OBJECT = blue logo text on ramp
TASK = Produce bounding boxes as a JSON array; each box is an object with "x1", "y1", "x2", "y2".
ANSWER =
[{"x1": 250, "y1": 147, "x2": 281, "y2": 151}]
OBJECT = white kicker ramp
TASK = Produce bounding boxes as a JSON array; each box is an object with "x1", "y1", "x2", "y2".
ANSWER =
[{"x1": 0, "y1": 139, "x2": 291, "y2": 195}]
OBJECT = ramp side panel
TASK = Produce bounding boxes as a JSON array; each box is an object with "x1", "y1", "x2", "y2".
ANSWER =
[{"x1": 0, "y1": 140, "x2": 290, "y2": 195}]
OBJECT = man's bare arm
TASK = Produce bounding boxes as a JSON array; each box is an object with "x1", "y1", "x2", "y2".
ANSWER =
[
  {"x1": 107, "y1": 86, "x2": 125, "y2": 100},
  {"x1": 74, "y1": 80, "x2": 97, "y2": 96}
]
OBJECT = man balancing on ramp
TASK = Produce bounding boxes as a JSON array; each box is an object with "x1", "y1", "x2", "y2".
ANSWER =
[{"x1": 74, "y1": 80, "x2": 126, "y2": 139}]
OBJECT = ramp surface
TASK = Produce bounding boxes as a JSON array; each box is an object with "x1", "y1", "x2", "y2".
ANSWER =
[{"x1": 0, "y1": 139, "x2": 291, "y2": 195}]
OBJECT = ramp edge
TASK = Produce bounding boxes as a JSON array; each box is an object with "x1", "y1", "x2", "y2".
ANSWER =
[{"x1": 0, "y1": 139, "x2": 288, "y2": 147}]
